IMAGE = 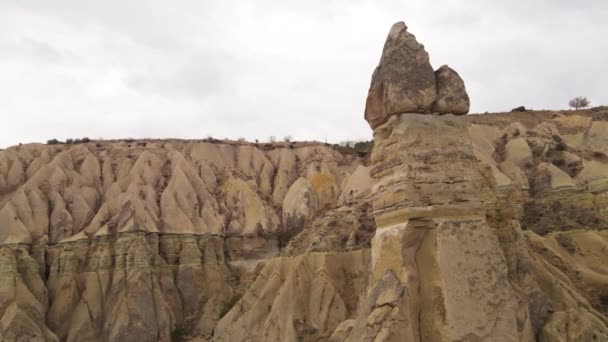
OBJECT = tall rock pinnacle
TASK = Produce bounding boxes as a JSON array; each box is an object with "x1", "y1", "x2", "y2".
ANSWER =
[{"x1": 364, "y1": 22, "x2": 470, "y2": 129}]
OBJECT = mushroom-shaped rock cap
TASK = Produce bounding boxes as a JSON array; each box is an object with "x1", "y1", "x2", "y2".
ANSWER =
[
  {"x1": 433, "y1": 65, "x2": 470, "y2": 115},
  {"x1": 364, "y1": 22, "x2": 437, "y2": 129}
]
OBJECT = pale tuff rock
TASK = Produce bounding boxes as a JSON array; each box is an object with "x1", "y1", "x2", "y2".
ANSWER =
[
  {"x1": 222, "y1": 176, "x2": 278, "y2": 236},
  {"x1": 282, "y1": 177, "x2": 318, "y2": 232},
  {"x1": 364, "y1": 22, "x2": 437, "y2": 128},
  {"x1": 0, "y1": 140, "x2": 369, "y2": 341},
  {"x1": 213, "y1": 250, "x2": 369, "y2": 342},
  {"x1": 353, "y1": 22, "x2": 608, "y2": 340},
  {"x1": 540, "y1": 309, "x2": 608, "y2": 342},
  {"x1": 0, "y1": 112, "x2": 607, "y2": 341},
  {"x1": 345, "y1": 106, "x2": 608, "y2": 341},
  {"x1": 338, "y1": 165, "x2": 372, "y2": 206},
  {"x1": 348, "y1": 114, "x2": 524, "y2": 342},
  {"x1": 0, "y1": 142, "x2": 359, "y2": 244},
  {"x1": 0, "y1": 245, "x2": 57, "y2": 342},
  {"x1": 534, "y1": 162, "x2": 577, "y2": 192},
  {"x1": 283, "y1": 204, "x2": 375, "y2": 255},
  {"x1": 329, "y1": 319, "x2": 356, "y2": 342},
  {"x1": 364, "y1": 22, "x2": 470, "y2": 129},
  {"x1": 432, "y1": 65, "x2": 470, "y2": 115},
  {"x1": 504, "y1": 137, "x2": 533, "y2": 168}
]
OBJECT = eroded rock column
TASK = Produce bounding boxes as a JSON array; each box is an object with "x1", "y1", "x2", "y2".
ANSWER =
[
  {"x1": 349, "y1": 21, "x2": 528, "y2": 342},
  {"x1": 350, "y1": 114, "x2": 526, "y2": 341}
]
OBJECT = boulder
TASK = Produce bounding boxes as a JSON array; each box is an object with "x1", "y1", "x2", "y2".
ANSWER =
[
  {"x1": 282, "y1": 177, "x2": 318, "y2": 232},
  {"x1": 364, "y1": 22, "x2": 436, "y2": 129},
  {"x1": 432, "y1": 65, "x2": 470, "y2": 115}
]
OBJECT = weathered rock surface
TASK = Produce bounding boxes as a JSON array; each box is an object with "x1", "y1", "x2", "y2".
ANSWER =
[
  {"x1": 0, "y1": 142, "x2": 359, "y2": 245},
  {"x1": 1, "y1": 111, "x2": 608, "y2": 341},
  {"x1": 0, "y1": 140, "x2": 372, "y2": 341},
  {"x1": 364, "y1": 22, "x2": 436, "y2": 128},
  {"x1": 348, "y1": 114, "x2": 525, "y2": 341},
  {"x1": 364, "y1": 22, "x2": 470, "y2": 129},
  {"x1": 433, "y1": 65, "x2": 470, "y2": 114},
  {"x1": 213, "y1": 250, "x2": 369, "y2": 341},
  {"x1": 282, "y1": 177, "x2": 318, "y2": 233}
]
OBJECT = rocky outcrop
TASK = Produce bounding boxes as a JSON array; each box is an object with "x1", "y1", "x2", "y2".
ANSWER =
[
  {"x1": 0, "y1": 142, "x2": 360, "y2": 245},
  {"x1": 350, "y1": 21, "x2": 608, "y2": 342},
  {"x1": 282, "y1": 177, "x2": 318, "y2": 233},
  {"x1": 364, "y1": 22, "x2": 470, "y2": 129},
  {"x1": 44, "y1": 233, "x2": 232, "y2": 341},
  {"x1": 0, "y1": 141, "x2": 371, "y2": 341},
  {"x1": 364, "y1": 22, "x2": 436, "y2": 128},
  {"x1": 339, "y1": 106, "x2": 608, "y2": 341},
  {"x1": 432, "y1": 65, "x2": 470, "y2": 115},
  {"x1": 213, "y1": 250, "x2": 369, "y2": 341},
  {"x1": 347, "y1": 114, "x2": 527, "y2": 341}
]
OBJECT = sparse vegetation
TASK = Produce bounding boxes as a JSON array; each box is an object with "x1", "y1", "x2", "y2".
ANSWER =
[
  {"x1": 511, "y1": 106, "x2": 527, "y2": 112},
  {"x1": 569, "y1": 96, "x2": 590, "y2": 110},
  {"x1": 269, "y1": 136, "x2": 277, "y2": 143},
  {"x1": 566, "y1": 161, "x2": 583, "y2": 177},
  {"x1": 601, "y1": 293, "x2": 608, "y2": 307},
  {"x1": 552, "y1": 135, "x2": 567, "y2": 151},
  {"x1": 555, "y1": 234, "x2": 577, "y2": 254},
  {"x1": 493, "y1": 134, "x2": 509, "y2": 163},
  {"x1": 47, "y1": 139, "x2": 62, "y2": 145},
  {"x1": 204, "y1": 135, "x2": 221, "y2": 143},
  {"x1": 171, "y1": 324, "x2": 189, "y2": 342},
  {"x1": 47, "y1": 137, "x2": 93, "y2": 145},
  {"x1": 334, "y1": 140, "x2": 374, "y2": 156},
  {"x1": 283, "y1": 135, "x2": 292, "y2": 143},
  {"x1": 220, "y1": 293, "x2": 242, "y2": 318}
]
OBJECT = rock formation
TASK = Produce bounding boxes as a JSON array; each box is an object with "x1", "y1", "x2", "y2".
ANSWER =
[
  {"x1": 1, "y1": 21, "x2": 608, "y2": 342},
  {"x1": 433, "y1": 65, "x2": 470, "y2": 114},
  {"x1": 364, "y1": 22, "x2": 470, "y2": 129},
  {"x1": 0, "y1": 141, "x2": 371, "y2": 341},
  {"x1": 351, "y1": 21, "x2": 608, "y2": 342}
]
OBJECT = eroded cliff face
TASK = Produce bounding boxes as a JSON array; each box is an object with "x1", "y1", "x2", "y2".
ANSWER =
[
  {"x1": 2, "y1": 21, "x2": 608, "y2": 342},
  {"x1": 341, "y1": 109, "x2": 608, "y2": 342},
  {"x1": 0, "y1": 141, "x2": 374, "y2": 341},
  {"x1": 205, "y1": 106, "x2": 608, "y2": 342},
  {"x1": 1, "y1": 110, "x2": 608, "y2": 342}
]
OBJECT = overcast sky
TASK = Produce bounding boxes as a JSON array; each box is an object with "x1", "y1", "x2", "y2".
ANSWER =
[{"x1": 1, "y1": 1, "x2": 607, "y2": 148}]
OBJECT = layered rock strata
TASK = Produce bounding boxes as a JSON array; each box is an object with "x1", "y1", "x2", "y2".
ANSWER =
[
  {"x1": 347, "y1": 114, "x2": 527, "y2": 341},
  {"x1": 0, "y1": 141, "x2": 373, "y2": 341}
]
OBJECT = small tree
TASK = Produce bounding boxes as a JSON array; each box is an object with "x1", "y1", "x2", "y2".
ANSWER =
[
  {"x1": 47, "y1": 139, "x2": 62, "y2": 145},
  {"x1": 283, "y1": 135, "x2": 292, "y2": 143},
  {"x1": 569, "y1": 96, "x2": 590, "y2": 110}
]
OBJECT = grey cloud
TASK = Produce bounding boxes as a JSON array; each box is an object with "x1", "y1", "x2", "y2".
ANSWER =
[{"x1": 1, "y1": 1, "x2": 607, "y2": 148}]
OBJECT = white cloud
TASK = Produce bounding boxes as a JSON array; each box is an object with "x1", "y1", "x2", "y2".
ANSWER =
[{"x1": 1, "y1": 1, "x2": 607, "y2": 147}]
